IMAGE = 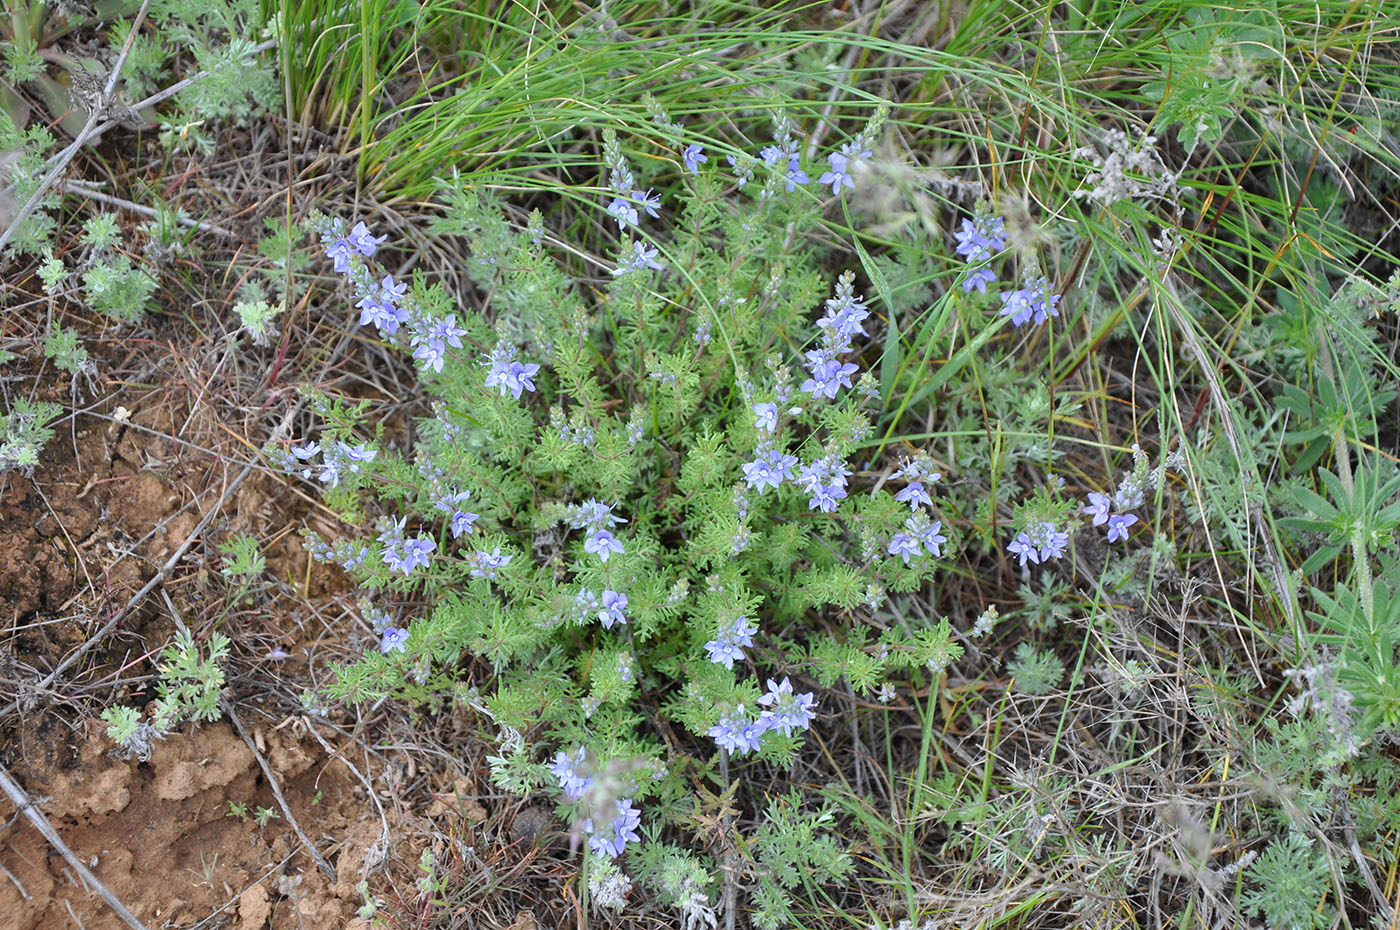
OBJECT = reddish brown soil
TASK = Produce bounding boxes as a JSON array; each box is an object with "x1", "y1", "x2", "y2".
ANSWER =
[
  {"x1": 0, "y1": 372, "x2": 394, "y2": 930},
  {"x1": 1, "y1": 715, "x2": 380, "y2": 930}
]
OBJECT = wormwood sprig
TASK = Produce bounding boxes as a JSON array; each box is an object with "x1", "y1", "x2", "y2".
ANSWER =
[
  {"x1": 101, "y1": 629, "x2": 230, "y2": 761},
  {"x1": 0, "y1": 397, "x2": 62, "y2": 475}
]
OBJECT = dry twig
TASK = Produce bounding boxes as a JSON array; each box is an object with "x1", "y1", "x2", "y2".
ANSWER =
[{"x1": 0, "y1": 762, "x2": 152, "y2": 930}]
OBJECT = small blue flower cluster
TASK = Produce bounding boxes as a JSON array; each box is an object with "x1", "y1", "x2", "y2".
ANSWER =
[
  {"x1": 377, "y1": 516, "x2": 436, "y2": 576},
  {"x1": 569, "y1": 588, "x2": 630, "y2": 629},
  {"x1": 799, "y1": 275, "x2": 865, "y2": 400},
  {"x1": 759, "y1": 138, "x2": 809, "y2": 192},
  {"x1": 886, "y1": 454, "x2": 948, "y2": 565},
  {"x1": 1083, "y1": 492, "x2": 1139, "y2": 542},
  {"x1": 547, "y1": 749, "x2": 645, "y2": 859},
  {"x1": 551, "y1": 746, "x2": 593, "y2": 799},
  {"x1": 738, "y1": 271, "x2": 868, "y2": 510},
  {"x1": 818, "y1": 140, "x2": 873, "y2": 196},
  {"x1": 708, "y1": 677, "x2": 818, "y2": 755},
  {"x1": 602, "y1": 130, "x2": 667, "y2": 279},
  {"x1": 465, "y1": 546, "x2": 512, "y2": 579},
  {"x1": 304, "y1": 536, "x2": 370, "y2": 571},
  {"x1": 704, "y1": 615, "x2": 757, "y2": 669},
  {"x1": 564, "y1": 498, "x2": 629, "y2": 564},
  {"x1": 949, "y1": 205, "x2": 1062, "y2": 328},
  {"x1": 320, "y1": 215, "x2": 545, "y2": 387},
  {"x1": 1007, "y1": 520, "x2": 1070, "y2": 567},
  {"x1": 1083, "y1": 446, "x2": 1148, "y2": 543},
  {"x1": 585, "y1": 799, "x2": 643, "y2": 859},
  {"x1": 953, "y1": 212, "x2": 1006, "y2": 294},
  {"x1": 482, "y1": 340, "x2": 541, "y2": 399},
  {"x1": 998, "y1": 276, "x2": 1060, "y2": 328},
  {"x1": 277, "y1": 439, "x2": 377, "y2": 489}
]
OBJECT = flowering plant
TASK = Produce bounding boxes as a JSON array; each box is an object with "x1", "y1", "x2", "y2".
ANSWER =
[{"x1": 268, "y1": 105, "x2": 1139, "y2": 925}]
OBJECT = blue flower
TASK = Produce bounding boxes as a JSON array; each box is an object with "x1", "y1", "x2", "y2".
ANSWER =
[
  {"x1": 741, "y1": 448, "x2": 797, "y2": 493},
  {"x1": 584, "y1": 798, "x2": 642, "y2": 859},
  {"x1": 1082, "y1": 492, "x2": 1111, "y2": 527},
  {"x1": 450, "y1": 510, "x2": 480, "y2": 538},
  {"x1": 483, "y1": 357, "x2": 541, "y2": 399},
  {"x1": 312, "y1": 441, "x2": 377, "y2": 488},
  {"x1": 807, "y1": 483, "x2": 846, "y2": 513},
  {"x1": 568, "y1": 499, "x2": 627, "y2": 533},
  {"x1": 409, "y1": 314, "x2": 467, "y2": 373},
  {"x1": 324, "y1": 234, "x2": 355, "y2": 274},
  {"x1": 356, "y1": 290, "x2": 409, "y2": 334},
  {"x1": 729, "y1": 615, "x2": 756, "y2": 648},
  {"x1": 704, "y1": 617, "x2": 755, "y2": 669},
  {"x1": 1106, "y1": 512, "x2": 1138, "y2": 543},
  {"x1": 952, "y1": 215, "x2": 1008, "y2": 294},
  {"x1": 683, "y1": 144, "x2": 706, "y2": 175},
  {"x1": 997, "y1": 276, "x2": 1060, "y2": 328},
  {"x1": 997, "y1": 288, "x2": 1036, "y2": 327},
  {"x1": 347, "y1": 221, "x2": 387, "y2": 258},
  {"x1": 816, "y1": 273, "x2": 870, "y2": 348},
  {"x1": 1007, "y1": 532, "x2": 1041, "y2": 567},
  {"x1": 888, "y1": 532, "x2": 921, "y2": 565},
  {"x1": 752, "y1": 402, "x2": 779, "y2": 434},
  {"x1": 893, "y1": 454, "x2": 941, "y2": 484},
  {"x1": 584, "y1": 529, "x2": 626, "y2": 563},
  {"x1": 379, "y1": 626, "x2": 410, "y2": 654},
  {"x1": 962, "y1": 265, "x2": 998, "y2": 295},
  {"x1": 756, "y1": 677, "x2": 818, "y2": 736},
  {"x1": 338, "y1": 441, "x2": 377, "y2": 469},
  {"x1": 632, "y1": 188, "x2": 661, "y2": 218},
  {"x1": 818, "y1": 152, "x2": 854, "y2": 195},
  {"x1": 385, "y1": 534, "x2": 434, "y2": 576},
  {"x1": 917, "y1": 520, "x2": 947, "y2": 558},
  {"x1": 598, "y1": 589, "x2": 629, "y2": 629},
  {"x1": 1036, "y1": 523, "x2": 1069, "y2": 560},
  {"x1": 839, "y1": 139, "x2": 873, "y2": 165},
  {"x1": 606, "y1": 197, "x2": 639, "y2": 230},
  {"x1": 953, "y1": 215, "x2": 1006, "y2": 264},
  {"x1": 379, "y1": 274, "x2": 407, "y2": 304},
  {"x1": 612, "y1": 240, "x2": 664, "y2": 277},
  {"x1": 894, "y1": 481, "x2": 933, "y2": 510},
  {"x1": 708, "y1": 706, "x2": 765, "y2": 754},
  {"x1": 784, "y1": 164, "x2": 809, "y2": 192},
  {"x1": 550, "y1": 746, "x2": 592, "y2": 799},
  {"x1": 740, "y1": 456, "x2": 776, "y2": 491},
  {"x1": 1009, "y1": 521, "x2": 1068, "y2": 565},
  {"x1": 704, "y1": 637, "x2": 745, "y2": 669},
  {"x1": 800, "y1": 349, "x2": 859, "y2": 400},
  {"x1": 430, "y1": 486, "x2": 471, "y2": 515},
  {"x1": 796, "y1": 455, "x2": 852, "y2": 513},
  {"x1": 377, "y1": 515, "x2": 407, "y2": 547},
  {"x1": 285, "y1": 441, "x2": 320, "y2": 479},
  {"x1": 468, "y1": 546, "x2": 512, "y2": 579}
]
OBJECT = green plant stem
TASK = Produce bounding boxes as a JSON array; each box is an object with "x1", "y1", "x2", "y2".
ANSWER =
[{"x1": 1318, "y1": 335, "x2": 1376, "y2": 629}]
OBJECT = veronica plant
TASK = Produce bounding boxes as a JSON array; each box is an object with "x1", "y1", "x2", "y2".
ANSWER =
[{"x1": 273, "y1": 105, "x2": 1086, "y2": 922}]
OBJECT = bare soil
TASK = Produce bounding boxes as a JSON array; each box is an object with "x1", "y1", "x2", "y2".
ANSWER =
[{"x1": 0, "y1": 354, "x2": 407, "y2": 930}]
